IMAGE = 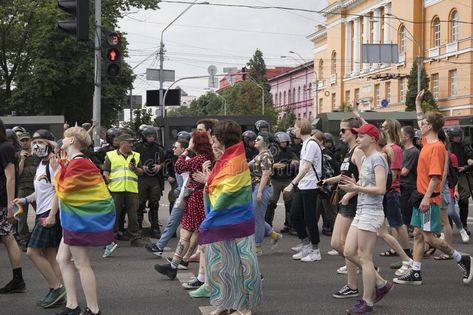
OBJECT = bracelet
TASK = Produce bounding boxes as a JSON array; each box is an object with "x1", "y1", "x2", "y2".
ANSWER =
[{"x1": 291, "y1": 182, "x2": 296, "y2": 186}]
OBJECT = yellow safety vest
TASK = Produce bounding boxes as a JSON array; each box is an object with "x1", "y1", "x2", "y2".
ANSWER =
[{"x1": 106, "y1": 150, "x2": 141, "y2": 193}]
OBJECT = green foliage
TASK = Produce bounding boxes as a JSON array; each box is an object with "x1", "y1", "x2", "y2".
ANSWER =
[
  {"x1": 0, "y1": 0, "x2": 160, "y2": 126},
  {"x1": 276, "y1": 107, "x2": 296, "y2": 132},
  {"x1": 168, "y1": 92, "x2": 226, "y2": 117},
  {"x1": 122, "y1": 108, "x2": 154, "y2": 132},
  {"x1": 405, "y1": 60, "x2": 437, "y2": 112}
]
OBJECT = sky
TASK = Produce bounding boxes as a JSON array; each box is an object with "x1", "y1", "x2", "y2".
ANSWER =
[{"x1": 118, "y1": 0, "x2": 328, "y2": 111}]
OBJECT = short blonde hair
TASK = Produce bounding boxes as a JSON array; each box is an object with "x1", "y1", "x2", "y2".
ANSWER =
[
  {"x1": 64, "y1": 127, "x2": 92, "y2": 149},
  {"x1": 295, "y1": 118, "x2": 312, "y2": 136}
]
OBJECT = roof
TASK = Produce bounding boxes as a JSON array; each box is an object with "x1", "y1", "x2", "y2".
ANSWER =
[{"x1": 268, "y1": 61, "x2": 314, "y2": 81}]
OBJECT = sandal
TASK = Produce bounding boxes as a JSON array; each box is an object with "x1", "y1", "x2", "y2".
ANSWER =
[
  {"x1": 379, "y1": 249, "x2": 398, "y2": 257},
  {"x1": 434, "y1": 254, "x2": 452, "y2": 260},
  {"x1": 424, "y1": 245, "x2": 436, "y2": 258}
]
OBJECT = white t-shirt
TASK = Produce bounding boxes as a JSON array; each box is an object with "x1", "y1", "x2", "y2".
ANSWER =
[
  {"x1": 33, "y1": 162, "x2": 57, "y2": 216},
  {"x1": 298, "y1": 138, "x2": 322, "y2": 190}
]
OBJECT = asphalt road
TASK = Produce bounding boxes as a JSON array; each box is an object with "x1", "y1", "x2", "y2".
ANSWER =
[{"x1": 2, "y1": 191, "x2": 473, "y2": 315}]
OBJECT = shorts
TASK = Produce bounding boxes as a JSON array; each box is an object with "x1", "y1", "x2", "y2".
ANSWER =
[
  {"x1": 410, "y1": 204, "x2": 441, "y2": 233},
  {"x1": 338, "y1": 203, "x2": 357, "y2": 218},
  {"x1": 351, "y1": 208, "x2": 385, "y2": 233},
  {"x1": 0, "y1": 207, "x2": 16, "y2": 236},
  {"x1": 385, "y1": 191, "x2": 404, "y2": 227},
  {"x1": 400, "y1": 187, "x2": 415, "y2": 225}
]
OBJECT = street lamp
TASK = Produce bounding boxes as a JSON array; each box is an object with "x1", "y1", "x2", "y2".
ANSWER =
[{"x1": 158, "y1": 0, "x2": 209, "y2": 119}]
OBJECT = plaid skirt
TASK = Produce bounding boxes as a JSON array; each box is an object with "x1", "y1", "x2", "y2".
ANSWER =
[{"x1": 28, "y1": 211, "x2": 62, "y2": 249}]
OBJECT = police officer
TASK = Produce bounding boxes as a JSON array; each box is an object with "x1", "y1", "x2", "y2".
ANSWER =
[
  {"x1": 133, "y1": 126, "x2": 166, "y2": 239},
  {"x1": 266, "y1": 131, "x2": 299, "y2": 232},
  {"x1": 288, "y1": 127, "x2": 302, "y2": 157},
  {"x1": 243, "y1": 130, "x2": 258, "y2": 162},
  {"x1": 449, "y1": 127, "x2": 473, "y2": 235},
  {"x1": 103, "y1": 133, "x2": 144, "y2": 247},
  {"x1": 96, "y1": 128, "x2": 121, "y2": 167},
  {"x1": 255, "y1": 119, "x2": 270, "y2": 134}
]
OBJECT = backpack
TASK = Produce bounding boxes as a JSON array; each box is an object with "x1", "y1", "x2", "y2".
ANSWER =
[
  {"x1": 308, "y1": 139, "x2": 335, "y2": 198},
  {"x1": 447, "y1": 155, "x2": 459, "y2": 189}
]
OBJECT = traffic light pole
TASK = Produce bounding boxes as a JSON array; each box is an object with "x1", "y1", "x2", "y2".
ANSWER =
[{"x1": 92, "y1": 0, "x2": 101, "y2": 148}]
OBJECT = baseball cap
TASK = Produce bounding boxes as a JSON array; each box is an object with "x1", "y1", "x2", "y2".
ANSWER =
[
  {"x1": 18, "y1": 132, "x2": 31, "y2": 140},
  {"x1": 116, "y1": 134, "x2": 136, "y2": 142},
  {"x1": 352, "y1": 123, "x2": 380, "y2": 141}
]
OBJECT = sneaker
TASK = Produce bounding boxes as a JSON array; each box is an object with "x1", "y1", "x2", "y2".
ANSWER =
[
  {"x1": 291, "y1": 242, "x2": 304, "y2": 252},
  {"x1": 458, "y1": 255, "x2": 473, "y2": 284},
  {"x1": 182, "y1": 278, "x2": 204, "y2": 290},
  {"x1": 393, "y1": 269, "x2": 422, "y2": 285},
  {"x1": 154, "y1": 263, "x2": 177, "y2": 280},
  {"x1": 41, "y1": 285, "x2": 66, "y2": 308},
  {"x1": 346, "y1": 299, "x2": 373, "y2": 315},
  {"x1": 300, "y1": 249, "x2": 322, "y2": 262},
  {"x1": 328, "y1": 249, "x2": 339, "y2": 256},
  {"x1": 460, "y1": 229, "x2": 470, "y2": 243},
  {"x1": 395, "y1": 261, "x2": 412, "y2": 277},
  {"x1": 270, "y1": 232, "x2": 283, "y2": 249},
  {"x1": 373, "y1": 281, "x2": 393, "y2": 304},
  {"x1": 102, "y1": 242, "x2": 118, "y2": 258},
  {"x1": 165, "y1": 257, "x2": 189, "y2": 270},
  {"x1": 337, "y1": 265, "x2": 360, "y2": 275},
  {"x1": 0, "y1": 279, "x2": 26, "y2": 294},
  {"x1": 189, "y1": 284, "x2": 211, "y2": 298},
  {"x1": 81, "y1": 307, "x2": 101, "y2": 315},
  {"x1": 55, "y1": 306, "x2": 81, "y2": 315},
  {"x1": 145, "y1": 243, "x2": 164, "y2": 256},
  {"x1": 332, "y1": 285, "x2": 359, "y2": 299},
  {"x1": 37, "y1": 289, "x2": 52, "y2": 306},
  {"x1": 292, "y1": 244, "x2": 311, "y2": 260}
]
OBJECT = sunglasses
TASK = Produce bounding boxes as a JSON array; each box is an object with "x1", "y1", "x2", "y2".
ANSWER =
[{"x1": 340, "y1": 128, "x2": 349, "y2": 134}]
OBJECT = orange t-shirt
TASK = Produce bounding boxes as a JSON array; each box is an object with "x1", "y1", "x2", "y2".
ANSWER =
[{"x1": 417, "y1": 139, "x2": 446, "y2": 205}]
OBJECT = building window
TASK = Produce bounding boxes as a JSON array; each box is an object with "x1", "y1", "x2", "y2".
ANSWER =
[
  {"x1": 293, "y1": 88, "x2": 296, "y2": 103},
  {"x1": 283, "y1": 91, "x2": 286, "y2": 105},
  {"x1": 354, "y1": 88, "x2": 360, "y2": 102},
  {"x1": 308, "y1": 83, "x2": 312, "y2": 99},
  {"x1": 331, "y1": 93, "x2": 336, "y2": 110},
  {"x1": 385, "y1": 82, "x2": 391, "y2": 102},
  {"x1": 303, "y1": 84, "x2": 307, "y2": 101},
  {"x1": 432, "y1": 17, "x2": 441, "y2": 47},
  {"x1": 399, "y1": 24, "x2": 406, "y2": 53},
  {"x1": 374, "y1": 84, "x2": 380, "y2": 107},
  {"x1": 279, "y1": 92, "x2": 282, "y2": 105},
  {"x1": 319, "y1": 59, "x2": 324, "y2": 80},
  {"x1": 319, "y1": 98, "x2": 324, "y2": 113},
  {"x1": 309, "y1": 111, "x2": 312, "y2": 119},
  {"x1": 345, "y1": 90, "x2": 351, "y2": 105},
  {"x1": 432, "y1": 73, "x2": 439, "y2": 99},
  {"x1": 331, "y1": 51, "x2": 337, "y2": 75},
  {"x1": 288, "y1": 90, "x2": 292, "y2": 104},
  {"x1": 303, "y1": 112, "x2": 307, "y2": 119},
  {"x1": 400, "y1": 78, "x2": 407, "y2": 103},
  {"x1": 297, "y1": 113, "x2": 301, "y2": 120},
  {"x1": 298, "y1": 87, "x2": 301, "y2": 102},
  {"x1": 449, "y1": 69, "x2": 457, "y2": 97},
  {"x1": 450, "y1": 10, "x2": 459, "y2": 42},
  {"x1": 274, "y1": 93, "x2": 278, "y2": 105}
]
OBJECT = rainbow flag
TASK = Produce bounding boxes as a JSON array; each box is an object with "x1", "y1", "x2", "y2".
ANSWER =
[
  {"x1": 13, "y1": 202, "x2": 24, "y2": 220},
  {"x1": 55, "y1": 158, "x2": 115, "y2": 247},
  {"x1": 198, "y1": 141, "x2": 254, "y2": 245}
]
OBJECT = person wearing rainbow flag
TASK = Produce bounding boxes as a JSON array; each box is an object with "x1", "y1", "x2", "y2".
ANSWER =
[
  {"x1": 199, "y1": 120, "x2": 262, "y2": 315},
  {"x1": 55, "y1": 127, "x2": 116, "y2": 315}
]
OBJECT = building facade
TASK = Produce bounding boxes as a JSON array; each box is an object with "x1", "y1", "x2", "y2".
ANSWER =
[
  {"x1": 269, "y1": 62, "x2": 315, "y2": 121},
  {"x1": 307, "y1": 0, "x2": 472, "y2": 122}
]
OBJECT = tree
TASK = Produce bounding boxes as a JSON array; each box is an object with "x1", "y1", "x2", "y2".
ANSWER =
[
  {"x1": 167, "y1": 92, "x2": 225, "y2": 117},
  {"x1": 0, "y1": 0, "x2": 160, "y2": 126},
  {"x1": 405, "y1": 60, "x2": 437, "y2": 112},
  {"x1": 275, "y1": 107, "x2": 296, "y2": 132},
  {"x1": 122, "y1": 108, "x2": 154, "y2": 133},
  {"x1": 247, "y1": 48, "x2": 271, "y2": 100}
]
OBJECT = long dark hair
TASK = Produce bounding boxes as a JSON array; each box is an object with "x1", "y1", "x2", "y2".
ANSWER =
[
  {"x1": 0, "y1": 119, "x2": 7, "y2": 142},
  {"x1": 192, "y1": 131, "x2": 214, "y2": 161}
]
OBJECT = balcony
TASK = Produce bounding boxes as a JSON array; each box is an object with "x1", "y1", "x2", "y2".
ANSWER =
[
  {"x1": 398, "y1": 52, "x2": 405, "y2": 64},
  {"x1": 330, "y1": 73, "x2": 337, "y2": 85},
  {"x1": 446, "y1": 41, "x2": 458, "y2": 54},
  {"x1": 316, "y1": 80, "x2": 325, "y2": 90},
  {"x1": 428, "y1": 47, "x2": 440, "y2": 58}
]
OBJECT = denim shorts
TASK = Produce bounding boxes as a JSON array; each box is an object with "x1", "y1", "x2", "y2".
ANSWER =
[
  {"x1": 385, "y1": 191, "x2": 404, "y2": 227},
  {"x1": 338, "y1": 203, "x2": 357, "y2": 218},
  {"x1": 352, "y1": 208, "x2": 385, "y2": 233}
]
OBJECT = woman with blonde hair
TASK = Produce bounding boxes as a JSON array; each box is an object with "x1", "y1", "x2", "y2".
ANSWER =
[{"x1": 55, "y1": 127, "x2": 116, "y2": 315}]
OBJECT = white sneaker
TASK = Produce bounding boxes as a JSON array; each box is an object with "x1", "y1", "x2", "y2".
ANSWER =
[
  {"x1": 301, "y1": 249, "x2": 322, "y2": 262},
  {"x1": 292, "y1": 244, "x2": 311, "y2": 260},
  {"x1": 328, "y1": 249, "x2": 339, "y2": 256},
  {"x1": 395, "y1": 260, "x2": 413, "y2": 277},
  {"x1": 337, "y1": 265, "x2": 347, "y2": 274},
  {"x1": 460, "y1": 229, "x2": 470, "y2": 243},
  {"x1": 440, "y1": 233, "x2": 445, "y2": 240},
  {"x1": 291, "y1": 242, "x2": 304, "y2": 252}
]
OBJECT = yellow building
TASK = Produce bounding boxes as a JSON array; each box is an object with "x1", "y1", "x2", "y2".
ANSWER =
[{"x1": 307, "y1": 0, "x2": 473, "y2": 123}]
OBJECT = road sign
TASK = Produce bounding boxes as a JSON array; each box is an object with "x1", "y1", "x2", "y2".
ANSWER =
[
  {"x1": 381, "y1": 99, "x2": 389, "y2": 108},
  {"x1": 208, "y1": 65, "x2": 217, "y2": 76},
  {"x1": 146, "y1": 69, "x2": 175, "y2": 82},
  {"x1": 223, "y1": 67, "x2": 238, "y2": 73},
  {"x1": 147, "y1": 89, "x2": 181, "y2": 106}
]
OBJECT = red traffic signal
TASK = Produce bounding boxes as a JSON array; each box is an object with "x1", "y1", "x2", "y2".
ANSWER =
[
  {"x1": 104, "y1": 31, "x2": 121, "y2": 78},
  {"x1": 107, "y1": 48, "x2": 120, "y2": 62}
]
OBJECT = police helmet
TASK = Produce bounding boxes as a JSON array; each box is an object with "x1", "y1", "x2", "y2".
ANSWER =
[
  {"x1": 106, "y1": 128, "x2": 120, "y2": 144},
  {"x1": 12, "y1": 126, "x2": 26, "y2": 135},
  {"x1": 324, "y1": 132, "x2": 335, "y2": 144},
  {"x1": 242, "y1": 130, "x2": 257, "y2": 144},
  {"x1": 255, "y1": 120, "x2": 269, "y2": 132},
  {"x1": 287, "y1": 127, "x2": 296, "y2": 139},
  {"x1": 274, "y1": 131, "x2": 291, "y2": 144},
  {"x1": 177, "y1": 131, "x2": 191, "y2": 141},
  {"x1": 447, "y1": 126, "x2": 463, "y2": 139},
  {"x1": 142, "y1": 126, "x2": 157, "y2": 138}
]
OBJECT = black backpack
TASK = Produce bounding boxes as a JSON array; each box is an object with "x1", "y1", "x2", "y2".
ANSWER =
[{"x1": 447, "y1": 155, "x2": 459, "y2": 189}]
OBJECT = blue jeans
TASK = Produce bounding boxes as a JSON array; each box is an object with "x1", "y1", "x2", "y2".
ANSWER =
[
  {"x1": 156, "y1": 205, "x2": 185, "y2": 249},
  {"x1": 253, "y1": 184, "x2": 273, "y2": 245},
  {"x1": 441, "y1": 185, "x2": 463, "y2": 231}
]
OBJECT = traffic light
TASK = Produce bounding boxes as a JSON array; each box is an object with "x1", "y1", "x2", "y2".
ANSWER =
[
  {"x1": 105, "y1": 32, "x2": 121, "y2": 78},
  {"x1": 57, "y1": 0, "x2": 89, "y2": 41}
]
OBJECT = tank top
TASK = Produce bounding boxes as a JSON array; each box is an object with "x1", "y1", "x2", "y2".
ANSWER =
[{"x1": 339, "y1": 146, "x2": 359, "y2": 204}]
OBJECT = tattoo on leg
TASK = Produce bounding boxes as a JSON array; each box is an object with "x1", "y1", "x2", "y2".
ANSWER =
[{"x1": 173, "y1": 239, "x2": 189, "y2": 264}]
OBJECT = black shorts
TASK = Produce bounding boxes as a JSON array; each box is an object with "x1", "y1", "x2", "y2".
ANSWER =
[{"x1": 338, "y1": 203, "x2": 357, "y2": 218}]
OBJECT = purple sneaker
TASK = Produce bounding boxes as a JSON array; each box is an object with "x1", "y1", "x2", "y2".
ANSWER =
[
  {"x1": 374, "y1": 281, "x2": 393, "y2": 304},
  {"x1": 346, "y1": 299, "x2": 373, "y2": 314}
]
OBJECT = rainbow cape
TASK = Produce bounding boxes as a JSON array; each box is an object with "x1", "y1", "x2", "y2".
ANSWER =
[
  {"x1": 55, "y1": 158, "x2": 115, "y2": 246},
  {"x1": 198, "y1": 141, "x2": 254, "y2": 245}
]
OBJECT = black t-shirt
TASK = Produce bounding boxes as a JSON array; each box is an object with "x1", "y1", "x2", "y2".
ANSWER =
[
  {"x1": 0, "y1": 141, "x2": 17, "y2": 207},
  {"x1": 400, "y1": 146, "x2": 419, "y2": 190}
]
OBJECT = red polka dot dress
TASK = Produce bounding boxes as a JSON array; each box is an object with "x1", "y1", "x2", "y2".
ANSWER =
[{"x1": 175, "y1": 154, "x2": 208, "y2": 231}]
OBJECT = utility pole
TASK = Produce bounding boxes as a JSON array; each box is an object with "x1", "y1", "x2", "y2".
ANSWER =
[
  {"x1": 418, "y1": 1, "x2": 424, "y2": 93},
  {"x1": 92, "y1": 0, "x2": 101, "y2": 147}
]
